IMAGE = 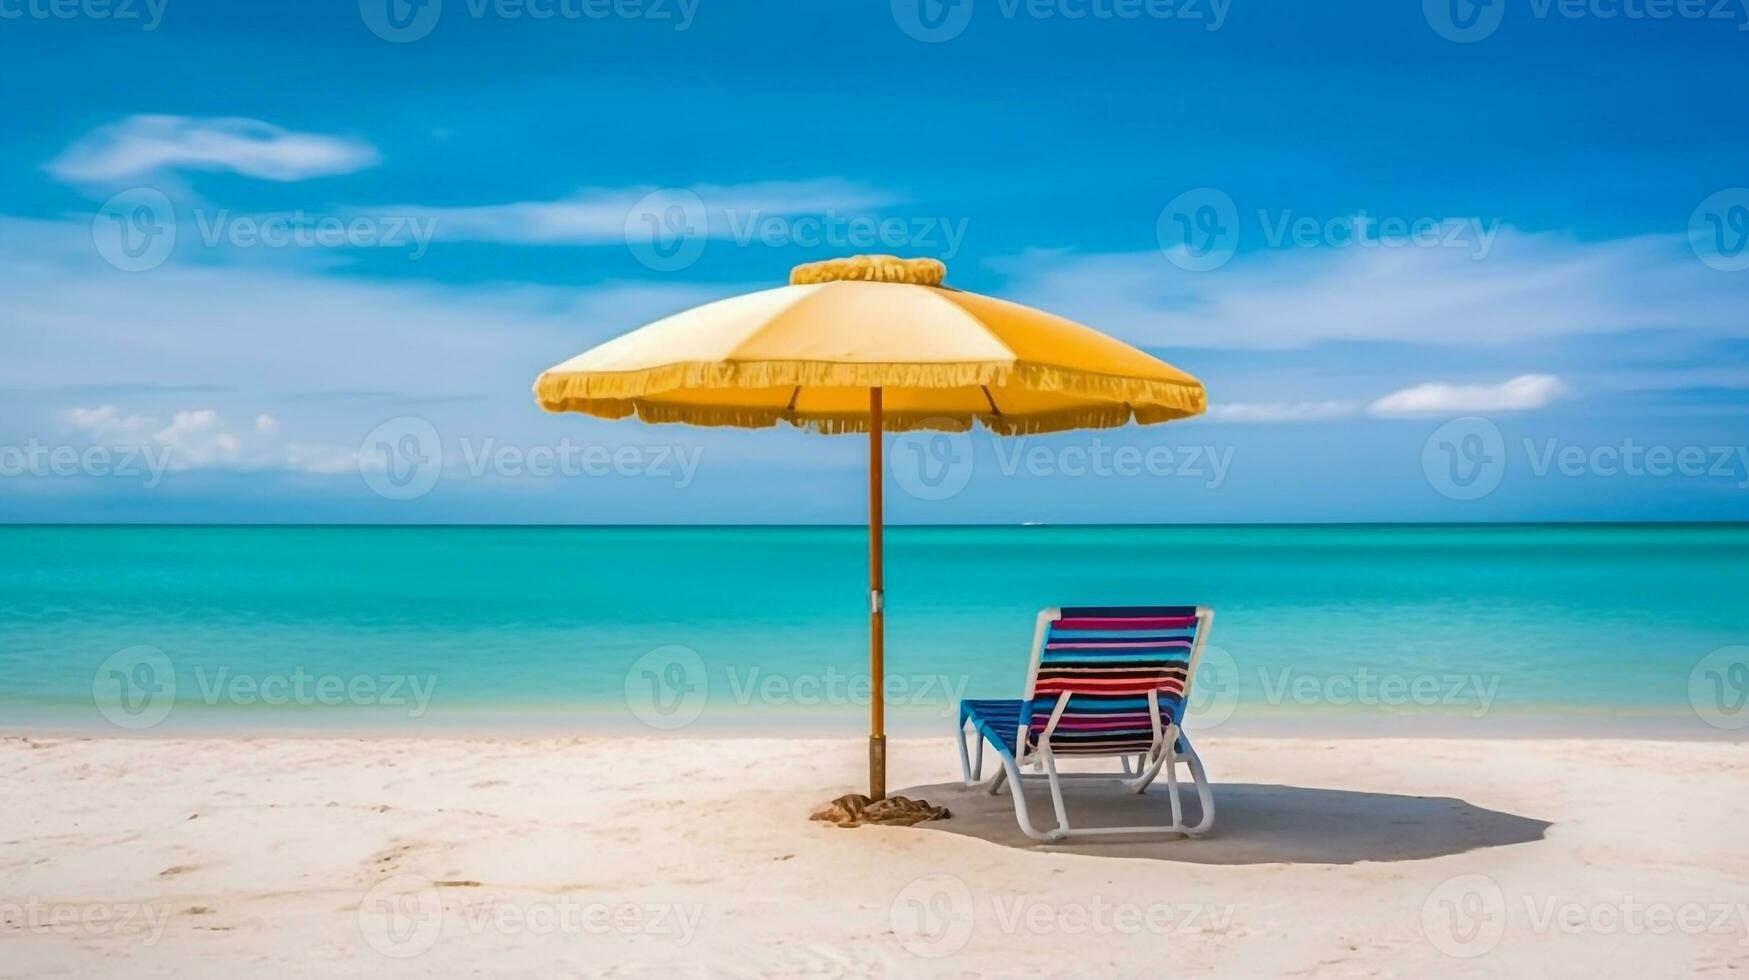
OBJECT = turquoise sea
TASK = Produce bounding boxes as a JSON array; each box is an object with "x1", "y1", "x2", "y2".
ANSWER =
[{"x1": 1, "y1": 524, "x2": 1745, "y2": 737}]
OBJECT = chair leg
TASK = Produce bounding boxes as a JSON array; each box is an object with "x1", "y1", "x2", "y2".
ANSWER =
[
  {"x1": 971, "y1": 726, "x2": 1214, "y2": 842},
  {"x1": 1180, "y1": 738, "x2": 1216, "y2": 835},
  {"x1": 1123, "y1": 736, "x2": 1170, "y2": 794},
  {"x1": 994, "y1": 753, "x2": 1061, "y2": 842},
  {"x1": 1165, "y1": 737, "x2": 1185, "y2": 828},
  {"x1": 1039, "y1": 746, "x2": 1071, "y2": 837}
]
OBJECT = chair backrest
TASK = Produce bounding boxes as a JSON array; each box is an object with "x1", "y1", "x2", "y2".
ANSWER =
[{"x1": 1021, "y1": 605, "x2": 1213, "y2": 755}]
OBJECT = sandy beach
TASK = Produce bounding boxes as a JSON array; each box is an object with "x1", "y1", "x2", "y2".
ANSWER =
[{"x1": 3, "y1": 733, "x2": 1745, "y2": 977}]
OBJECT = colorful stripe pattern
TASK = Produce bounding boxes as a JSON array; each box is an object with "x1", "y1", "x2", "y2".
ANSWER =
[{"x1": 1024, "y1": 605, "x2": 1199, "y2": 755}]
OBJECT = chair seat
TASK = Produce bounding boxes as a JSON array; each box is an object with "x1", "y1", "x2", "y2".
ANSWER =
[
  {"x1": 959, "y1": 699, "x2": 1025, "y2": 759},
  {"x1": 960, "y1": 698, "x2": 1186, "y2": 759}
]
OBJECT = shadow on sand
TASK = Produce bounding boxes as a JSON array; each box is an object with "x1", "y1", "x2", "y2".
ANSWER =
[{"x1": 896, "y1": 778, "x2": 1550, "y2": 865}]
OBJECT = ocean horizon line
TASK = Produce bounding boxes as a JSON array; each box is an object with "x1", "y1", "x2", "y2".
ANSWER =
[{"x1": 4, "y1": 520, "x2": 1747, "y2": 530}]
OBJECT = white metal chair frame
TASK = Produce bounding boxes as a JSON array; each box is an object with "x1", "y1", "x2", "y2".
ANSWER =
[{"x1": 956, "y1": 606, "x2": 1216, "y2": 842}]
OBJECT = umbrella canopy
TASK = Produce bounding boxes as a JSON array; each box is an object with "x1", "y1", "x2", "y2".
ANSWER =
[
  {"x1": 536, "y1": 255, "x2": 1205, "y2": 434},
  {"x1": 535, "y1": 255, "x2": 1206, "y2": 803}
]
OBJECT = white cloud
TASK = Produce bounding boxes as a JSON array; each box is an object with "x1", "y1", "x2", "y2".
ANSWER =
[
  {"x1": 57, "y1": 405, "x2": 351, "y2": 473},
  {"x1": 281, "y1": 442, "x2": 363, "y2": 475},
  {"x1": 1204, "y1": 400, "x2": 1359, "y2": 423},
  {"x1": 993, "y1": 227, "x2": 1748, "y2": 349},
  {"x1": 46, "y1": 115, "x2": 380, "y2": 183},
  {"x1": 59, "y1": 405, "x2": 158, "y2": 443},
  {"x1": 153, "y1": 409, "x2": 243, "y2": 467},
  {"x1": 1367, "y1": 374, "x2": 1567, "y2": 416},
  {"x1": 386, "y1": 179, "x2": 899, "y2": 245}
]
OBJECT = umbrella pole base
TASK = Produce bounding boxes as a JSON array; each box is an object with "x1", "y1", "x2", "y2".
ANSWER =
[{"x1": 869, "y1": 735, "x2": 886, "y2": 801}]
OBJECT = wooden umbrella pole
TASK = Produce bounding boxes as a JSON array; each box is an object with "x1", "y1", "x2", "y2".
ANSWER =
[{"x1": 868, "y1": 387, "x2": 886, "y2": 800}]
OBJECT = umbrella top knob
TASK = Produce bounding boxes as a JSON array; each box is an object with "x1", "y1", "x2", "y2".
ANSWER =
[{"x1": 789, "y1": 255, "x2": 945, "y2": 287}]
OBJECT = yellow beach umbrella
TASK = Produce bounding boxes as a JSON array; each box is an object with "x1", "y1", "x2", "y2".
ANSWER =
[{"x1": 535, "y1": 255, "x2": 1206, "y2": 800}]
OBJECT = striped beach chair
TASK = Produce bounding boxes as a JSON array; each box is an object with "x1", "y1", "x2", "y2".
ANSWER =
[{"x1": 956, "y1": 605, "x2": 1216, "y2": 842}]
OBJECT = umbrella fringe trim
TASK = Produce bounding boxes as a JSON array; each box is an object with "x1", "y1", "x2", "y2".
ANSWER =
[
  {"x1": 536, "y1": 399, "x2": 1196, "y2": 435},
  {"x1": 534, "y1": 360, "x2": 1206, "y2": 421}
]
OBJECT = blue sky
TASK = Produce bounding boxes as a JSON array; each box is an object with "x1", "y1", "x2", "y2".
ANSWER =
[{"x1": 2, "y1": 0, "x2": 1747, "y2": 523}]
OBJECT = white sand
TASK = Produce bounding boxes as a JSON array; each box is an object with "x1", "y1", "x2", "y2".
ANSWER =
[{"x1": 2, "y1": 734, "x2": 1746, "y2": 978}]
